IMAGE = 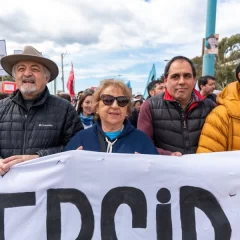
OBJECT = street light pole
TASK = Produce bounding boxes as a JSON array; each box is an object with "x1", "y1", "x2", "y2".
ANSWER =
[
  {"x1": 54, "y1": 78, "x2": 57, "y2": 95},
  {"x1": 202, "y1": 0, "x2": 217, "y2": 76},
  {"x1": 61, "y1": 52, "x2": 68, "y2": 92}
]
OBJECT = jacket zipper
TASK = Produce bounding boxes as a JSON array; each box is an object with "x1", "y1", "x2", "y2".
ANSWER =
[
  {"x1": 183, "y1": 119, "x2": 187, "y2": 129},
  {"x1": 22, "y1": 113, "x2": 28, "y2": 155},
  {"x1": 181, "y1": 111, "x2": 187, "y2": 129}
]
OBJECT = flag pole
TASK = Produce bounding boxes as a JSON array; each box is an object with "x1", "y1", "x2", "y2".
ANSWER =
[{"x1": 72, "y1": 62, "x2": 75, "y2": 96}]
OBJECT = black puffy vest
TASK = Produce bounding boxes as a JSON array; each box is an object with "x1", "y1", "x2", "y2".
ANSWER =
[
  {"x1": 0, "y1": 88, "x2": 83, "y2": 158},
  {"x1": 148, "y1": 94, "x2": 215, "y2": 154}
]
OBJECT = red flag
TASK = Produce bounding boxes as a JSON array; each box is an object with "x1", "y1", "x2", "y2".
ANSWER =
[{"x1": 66, "y1": 63, "x2": 75, "y2": 96}]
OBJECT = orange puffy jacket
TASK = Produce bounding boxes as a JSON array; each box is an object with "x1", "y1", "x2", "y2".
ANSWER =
[{"x1": 197, "y1": 81, "x2": 240, "y2": 153}]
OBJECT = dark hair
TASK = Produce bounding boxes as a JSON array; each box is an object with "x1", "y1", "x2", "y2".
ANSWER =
[
  {"x1": 164, "y1": 56, "x2": 196, "y2": 78},
  {"x1": 147, "y1": 81, "x2": 156, "y2": 94},
  {"x1": 198, "y1": 75, "x2": 216, "y2": 90},
  {"x1": 56, "y1": 93, "x2": 71, "y2": 102},
  {"x1": 84, "y1": 88, "x2": 95, "y2": 94},
  {"x1": 133, "y1": 99, "x2": 143, "y2": 106},
  {"x1": 207, "y1": 34, "x2": 216, "y2": 39},
  {"x1": 236, "y1": 64, "x2": 240, "y2": 82},
  {"x1": 159, "y1": 74, "x2": 165, "y2": 82},
  {"x1": 77, "y1": 91, "x2": 84, "y2": 100},
  {"x1": 147, "y1": 78, "x2": 164, "y2": 95},
  {"x1": 77, "y1": 90, "x2": 93, "y2": 114}
]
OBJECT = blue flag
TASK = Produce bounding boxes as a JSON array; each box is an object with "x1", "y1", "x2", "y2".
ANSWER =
[{"x1": 126, "y1": 80, "x2": 132, "y2": 88}]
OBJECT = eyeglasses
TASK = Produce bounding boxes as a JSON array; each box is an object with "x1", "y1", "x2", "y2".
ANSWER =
[{"x1": 100, "y1": 94, "x2": 130, "y2": 107}]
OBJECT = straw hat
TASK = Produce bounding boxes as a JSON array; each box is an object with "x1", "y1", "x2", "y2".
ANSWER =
[{"x1": 0, "y1": 46, "x2": 59, "y2": 81}]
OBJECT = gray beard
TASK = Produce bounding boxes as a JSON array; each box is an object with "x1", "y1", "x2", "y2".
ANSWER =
[{"x1": 20, "y1": 83, "x2": 37, "y2": 95}]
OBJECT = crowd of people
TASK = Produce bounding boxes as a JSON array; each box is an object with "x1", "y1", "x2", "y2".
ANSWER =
[{"x1": 0, "y1": 45, "x2": 239, "y2": 175}]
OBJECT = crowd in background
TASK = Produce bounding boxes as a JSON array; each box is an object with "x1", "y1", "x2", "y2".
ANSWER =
[{"x1": 57, "y1": 68, "x2": 219, "y2": 134}]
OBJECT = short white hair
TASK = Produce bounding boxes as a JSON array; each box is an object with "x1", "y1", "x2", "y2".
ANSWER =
[{"x1": 12, "y1": 63, "x2": 51, "y2": 81}]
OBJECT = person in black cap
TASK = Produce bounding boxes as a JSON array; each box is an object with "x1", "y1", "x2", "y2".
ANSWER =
[
  {"x1": 197, "y1": 63, "x2": 240, "y2": 153},
  {"x1": 0, "y1": 46, "x2": 83, "y2": 175}
]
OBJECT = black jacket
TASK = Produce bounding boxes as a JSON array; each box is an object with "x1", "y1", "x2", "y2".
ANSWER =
[
  {"x1": 0, "y1": 87, "x2": 83, "y2": 158},
  {"x1": 128, "y1": 108, "x2": 139, "y2": 128},
  {"x1": 148, "y1": 91, "x2": 215, "y2": 154},
  {"x1": 206, "y1": 93, "x2": 217, "y2": 103}
]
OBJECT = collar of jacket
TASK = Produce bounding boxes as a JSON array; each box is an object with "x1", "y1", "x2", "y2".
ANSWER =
[
  {"x1": 95, "y1": 118, "x2": 135, "y2": 141},
  {"x1": 10, "y1": 87, "x2": 50, "y2": 109},
  {"x1": 163, "y1": 88, "x2": 205, "y2": 112},
  {"x1": 217, "y1": 81, "x2": 240, "y2": 119}
]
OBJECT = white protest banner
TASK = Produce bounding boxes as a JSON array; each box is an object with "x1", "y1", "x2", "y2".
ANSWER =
[
  {"x1": 0, "y1": 40, "x2": 8, "y2": 76},
  {"x1": 0, "y1": 150, "x2": 240, "y2": 240}
]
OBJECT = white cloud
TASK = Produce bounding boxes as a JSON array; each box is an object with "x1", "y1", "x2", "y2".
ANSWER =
[
  {"x1": 0, "y1": 0, "x2": 208, "y2": 49},
  {"x1": 217, "y1": 0, "x2": 240, "y2": 37},
  {"x1": 1, "y1": 0, "x2": 239, "y2": 93}
]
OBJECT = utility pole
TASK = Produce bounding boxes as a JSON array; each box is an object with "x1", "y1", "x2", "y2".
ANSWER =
[
  {"x1": 54, "y1": 78, "x2": 57, "y2": 95},
  {"x1": 202, "y1": 0, "x2": 217, "y2": 76},
  {"x1": 61, "y1": 52, "x2": 67, "y2": 92}
]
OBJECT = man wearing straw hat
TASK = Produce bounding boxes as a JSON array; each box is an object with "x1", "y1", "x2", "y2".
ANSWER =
[{"x1": 0, "y1": 46, "x2": 83, "y2": 175}]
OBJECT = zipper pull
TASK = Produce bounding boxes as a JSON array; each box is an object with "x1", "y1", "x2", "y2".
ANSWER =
[{"x1": 183, "y1": 120, "x2": 187, "y2": 129}]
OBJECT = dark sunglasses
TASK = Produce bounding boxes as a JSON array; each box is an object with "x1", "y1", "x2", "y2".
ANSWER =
[{"x1": 100, "y1": 94, "x2": 130, "y2": 107}]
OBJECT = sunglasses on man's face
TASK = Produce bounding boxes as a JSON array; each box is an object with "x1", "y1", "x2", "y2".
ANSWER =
[{"x1": 100, "y1": 94, "x2": 130, "y2": 107}]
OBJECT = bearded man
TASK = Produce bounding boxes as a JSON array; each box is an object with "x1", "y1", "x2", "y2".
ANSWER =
[{"x1": 0, "y1": 46, "x2": 83, "y2": 175}]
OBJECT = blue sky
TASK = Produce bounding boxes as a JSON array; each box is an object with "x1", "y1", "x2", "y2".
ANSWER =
[{"x1": 1, "y1": 0, "x2": 239, "y2": 95}]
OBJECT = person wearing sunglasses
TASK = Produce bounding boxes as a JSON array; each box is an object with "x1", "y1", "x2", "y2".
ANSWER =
[{"x1": 65, "y1": 79, "x2": 158, "y2": 154}]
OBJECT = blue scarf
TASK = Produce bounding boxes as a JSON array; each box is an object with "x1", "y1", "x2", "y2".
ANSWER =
[
  {"x1": 104, "y1": 130, "x2": 122, "y2": 140},
  {"x1": 80, "y1": 113, "x2": 94, "y2": 126}
]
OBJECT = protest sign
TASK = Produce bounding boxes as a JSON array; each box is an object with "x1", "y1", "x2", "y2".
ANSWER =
[{"x1": 0, "y1": 150, "x2": 239, "y2": 239}]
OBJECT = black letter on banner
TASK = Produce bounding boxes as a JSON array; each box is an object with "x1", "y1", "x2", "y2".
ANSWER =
[
  {"x1": 180, "y1": 186, "x2": 231, "y2": 240},
  {"x1": 0, "y1": 192, "x2": 36, "y2": 240},
  {"x1": 47, "y1": 189, "x2": 94, "y2": 240},
  {"x1": 101, "y1": 187, "x2": 147, "y2": 240},
  {"x1": 156, "y1": 188, "x2": 172, "y2": 240}
]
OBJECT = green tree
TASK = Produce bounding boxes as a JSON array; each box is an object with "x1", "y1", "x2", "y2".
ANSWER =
[
  {"x1": 192, "y1": 56, "x2": 203, "y2": 79},
  {"x1": 2, "y1": 75, "x2": 15, "y2": 82},
  {"x1": 191, "y1": 33, "x2": 240, "y2": 90},
  {"x1": 216, "y1": 33, "x2": 240, "y2": 89}
]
